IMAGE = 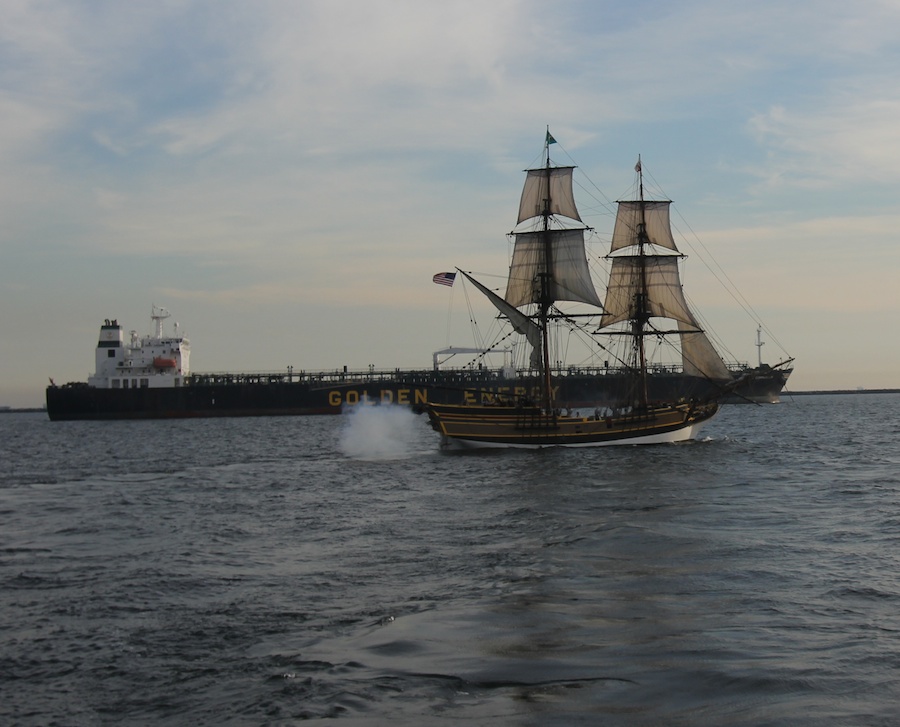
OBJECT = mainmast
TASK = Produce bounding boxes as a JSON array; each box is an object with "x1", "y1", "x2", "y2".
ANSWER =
[{"x1": 600, "y1": 157, "x2": 732, "y2": 400}]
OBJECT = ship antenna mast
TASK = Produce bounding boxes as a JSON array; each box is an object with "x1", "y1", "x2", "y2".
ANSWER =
[{"x1": 151, "y1": 305, "x2": 171, "y2": 339}]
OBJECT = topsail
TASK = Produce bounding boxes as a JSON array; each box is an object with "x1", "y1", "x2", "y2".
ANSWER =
[
  {"x1": 600, "y1": 256, "x2": 696, "y2": 328},
  {"x1": 504, "y1": 229, "x2": 602, "y2": 308}
]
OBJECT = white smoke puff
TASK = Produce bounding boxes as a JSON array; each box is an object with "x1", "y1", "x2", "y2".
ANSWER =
[{"x1": 338, "y1": 405, "x2": 425, "y2": 460}]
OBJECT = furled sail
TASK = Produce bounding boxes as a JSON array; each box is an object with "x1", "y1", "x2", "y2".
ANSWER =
[
  {"x1": 517, "y1": 167, "x2": 582, "y2": 224},
  {"x1": 460, "y1": 270, "x2": 543, "y2": 369},
  {"x1": 504, "y1": 229, "x2": 603, "y2": 308},
  {"x1": 610, "y1": 201, "x2": 678, "y2": 253},
  {"x1": 599, "y1": 256, "x2": 695, "y2": 328}
]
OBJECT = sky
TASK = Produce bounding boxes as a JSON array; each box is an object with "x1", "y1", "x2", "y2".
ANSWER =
[{"x1": 3, "y1": 0, "x2": 900, "y2": 407}]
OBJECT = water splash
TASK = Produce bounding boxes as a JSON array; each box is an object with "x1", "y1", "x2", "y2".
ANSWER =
[{"x1": 339, "y1": 405, "x2": 427, "y2": 460}]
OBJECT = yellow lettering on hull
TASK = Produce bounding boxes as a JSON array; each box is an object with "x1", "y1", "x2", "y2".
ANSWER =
[
  {"x1": 328, "y1": 387, "x2": 430, "y2": 408},
  {"x1": 326, "y1": 385, "x2": 558, "y2": 409}
]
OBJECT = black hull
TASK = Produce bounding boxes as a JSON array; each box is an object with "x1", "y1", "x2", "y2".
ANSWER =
[
  {"x1": 45, "y1": 365, "x2": 790, "y2": 421},
  {"x1": 45, "y1": 382, "x2": 341, "y2": 420}
]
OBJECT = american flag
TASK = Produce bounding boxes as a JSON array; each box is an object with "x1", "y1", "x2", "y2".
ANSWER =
[{"x1": 432, "y1": 271, "x2": 456, "y2": 287}]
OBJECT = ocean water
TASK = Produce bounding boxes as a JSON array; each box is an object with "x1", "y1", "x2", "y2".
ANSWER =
[{"x1": 2, "y1": 394, "x2": 900, "y2": 726}]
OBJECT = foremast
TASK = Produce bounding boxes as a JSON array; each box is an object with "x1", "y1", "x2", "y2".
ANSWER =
[
  {"x1": 501, "y1": 129, "x2": 602, "y2": 412},
  {"x1": 537, "y1": 137, "x2": 556, "y2": 413}
]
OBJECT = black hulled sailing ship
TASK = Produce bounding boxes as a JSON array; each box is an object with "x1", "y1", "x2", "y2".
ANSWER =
[{"x1": 425, "y1": 135, "x2": 729, "y2": 448}]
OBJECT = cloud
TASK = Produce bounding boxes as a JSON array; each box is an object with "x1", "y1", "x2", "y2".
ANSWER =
[
  {"x1": 749, "y1": 94, "x2": 900, "y2": 188},
  {"x1": 4, "y1": 0, "x2": 900, "y2": 406}
]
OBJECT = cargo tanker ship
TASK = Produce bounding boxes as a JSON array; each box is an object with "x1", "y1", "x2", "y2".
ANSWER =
[{"x1": 45, "y1": 308, "x2": 792, "y2": 421}]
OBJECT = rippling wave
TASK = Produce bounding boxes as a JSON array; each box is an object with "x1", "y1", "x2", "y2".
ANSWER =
[{"x1": 2, "y1": 395, "x2": 899, "y2": 725}]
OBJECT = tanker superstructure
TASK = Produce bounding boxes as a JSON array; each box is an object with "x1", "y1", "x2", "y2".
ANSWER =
[{"x1": 87, "y1": 307, "x2": 190, "y2": 391}]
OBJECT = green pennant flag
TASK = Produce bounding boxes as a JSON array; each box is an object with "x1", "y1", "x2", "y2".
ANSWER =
[{"x1": 546, "y1": 130, "x2": 557, "y2": 145}]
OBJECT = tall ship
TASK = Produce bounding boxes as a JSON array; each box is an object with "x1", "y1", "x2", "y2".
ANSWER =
[{"x1": 426, "y1": 136, "x2": 732, "y2": 448}]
